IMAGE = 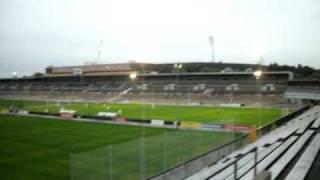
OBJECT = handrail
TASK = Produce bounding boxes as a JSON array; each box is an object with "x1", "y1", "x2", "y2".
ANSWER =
[
  {"x1": 204, "y1": 147, "x2": 258, "y2": 180},
  {"x1": 203, "y1": 106, "x2": 310, "y2": 180},
  {"x1": 256, "y1": 105, "x2": 309, "y2": 136}
]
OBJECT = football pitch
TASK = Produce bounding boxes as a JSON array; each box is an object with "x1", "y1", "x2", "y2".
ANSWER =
[
  {"x1": 0, "y1": 99, "x2": 283, "y2": 126},
  {"x1": 0, "y1": 114, "x2": 239, "y2": 180},
  {"x1": 0, "y1": 99, "x2": 284, "y2": 179}
]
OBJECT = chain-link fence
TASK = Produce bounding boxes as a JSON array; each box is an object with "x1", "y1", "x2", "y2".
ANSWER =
[
  {"x1": 148, "y1": 106, "x2": 310, "y2": 180},
  {"x1": 148, "y1": 134, "x2": 249, "y2": 180},
  {"x1": 70, "y1": 130, "x2": 238, "y2": 180},
  {"x1": 69, "y1": 106, "x2": 309, "y2": 180}
]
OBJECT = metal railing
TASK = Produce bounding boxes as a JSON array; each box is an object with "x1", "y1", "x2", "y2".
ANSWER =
[
  {"x1": 256, "y1": 105, "x2": 309, "y2": 137},
  {"x1": 147, "y1": 134, "x2": 250, "y2": 180},
  {"x1": 204, "y1": 147, "x2": 258, "y2": 180},
  {"x1": 148, "y1": 105, "x2": 310, "y2": 180}
]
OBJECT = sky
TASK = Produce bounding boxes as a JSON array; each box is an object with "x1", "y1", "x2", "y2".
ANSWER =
[{"x1": 0, "y1": 0, "x2": 320, "y2": 77}]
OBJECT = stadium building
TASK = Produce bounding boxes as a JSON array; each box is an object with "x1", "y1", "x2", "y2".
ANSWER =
[{"x1": 0, "y1": 62, "x2": 296, "y2": 107}]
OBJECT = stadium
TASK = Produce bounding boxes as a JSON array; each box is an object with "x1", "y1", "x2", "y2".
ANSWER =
[
  {"x1": 2, "y1": 1, "x2": 320, "y2": 179},
  {"x1": 1, "y1": 61, "x2": 320, "y2": 180}
]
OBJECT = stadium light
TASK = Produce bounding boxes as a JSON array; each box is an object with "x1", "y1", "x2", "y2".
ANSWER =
[
  {"x1": 174, "y1": 64, "x2": 183, "y2": 69},
  {"x1": 130, "y1": 72, "x2": 137, "y2": 80},
  {"x1": 12, "y1": 72, "x2": 17, "y2": 78},
  {"x1": 253, "y1": 70, "x2": 262, "y2": 80}
]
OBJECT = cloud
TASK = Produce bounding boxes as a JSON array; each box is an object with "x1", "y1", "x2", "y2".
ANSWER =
[{"x1": 0, "y1": 0, "x2": 320, "y2": 77}]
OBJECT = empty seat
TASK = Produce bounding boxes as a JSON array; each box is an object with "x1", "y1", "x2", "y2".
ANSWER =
[{"x1": 285, "y1": 133, "x2": 320, "y2": 180}]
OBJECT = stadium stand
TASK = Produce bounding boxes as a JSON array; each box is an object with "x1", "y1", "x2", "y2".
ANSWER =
[
  {"x1": 0, "y1": 68, "x2": 291, "y2": 94},
  {"x1": 285, "y1": 133, "x2": 320, "y2": 180},
  {"x1": 294, "y1": 116, "x2": 320, "y2": 180},
  {"x1": 182, "y1": 105, "x2": 320, "y2": 180},
  {"x1": 285, "y1": 80, "x2": 320, "y2": 102},
  {"x1": 0, "y1": 66, "x2": 292, "y2": 106}
]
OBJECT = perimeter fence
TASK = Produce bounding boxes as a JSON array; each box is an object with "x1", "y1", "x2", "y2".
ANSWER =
[
  {"x1": 70, "y1": 129, "x2": 238, "y2": 180},
  {"x1": 70, "y1": 105, "x2": 309, "y2": 180}
]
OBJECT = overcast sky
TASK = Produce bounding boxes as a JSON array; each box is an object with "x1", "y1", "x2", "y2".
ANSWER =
[{"x1": 1, "y1": 0, "x2": 320, "y2": 77}]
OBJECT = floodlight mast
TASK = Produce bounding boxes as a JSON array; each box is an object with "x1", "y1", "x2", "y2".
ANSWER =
[
  {"x1": 173, "y1": 63, "x2": 183, "y2": 121},
  {"x1": 254, "y1": 56, "x2": 263, "y2": 134},
  {"x1": 208, "y1": 35, "x2": 214, "y2": 63},
  {"x1": 96, "y1": 40, "x2": 104, "y2": 64}
]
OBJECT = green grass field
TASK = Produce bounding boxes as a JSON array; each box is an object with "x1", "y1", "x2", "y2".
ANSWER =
[
  {"x1": 0, "y1": 99, "x2": 283, "y2": 127},
  {"x1": 0, "y1": 114, "x2": 238, "y2": 180},
  {"x1": 0, "y1": 99, "x2": 284, "y2": 179}
]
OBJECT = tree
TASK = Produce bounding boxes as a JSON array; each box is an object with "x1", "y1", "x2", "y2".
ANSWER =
[{"x1": 33, "y1": 72, "x2": 44, "y2": 77}]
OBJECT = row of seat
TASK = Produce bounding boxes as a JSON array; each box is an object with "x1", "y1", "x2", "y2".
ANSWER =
[
  {"x1": 241, "y1": 107, "x2": 320, "y2": 180},
  {"x1": 285, "y1": 133, "x2": 320, "y2": 180},
  {"x1": 0, "y1": 82, "x2": 128, "y2": 92},
  {"x1": 0, "y1": 79, "x2": 288, "y2": 94},
  {"x1": 186, "y1": 106, "x2": 320, "y2": 180}
]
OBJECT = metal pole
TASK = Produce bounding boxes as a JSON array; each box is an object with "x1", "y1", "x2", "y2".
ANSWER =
[
  {"x1": 188, "y1": 89, "x2": 191, "y2": 104},
  {"x1": 255, "y1": 74, "x2": 262, "y2": 137},
  {"x1": 163, "y1": 130, "x2": 168, "y2": 170},
  {"x1": 234, "y1": 160, "x2": 238, "y2": 180},
  {"x1": 109, "y1": 145, "x2": 113, "y2": 180},
  {"x1": 70, "y1": 153, "x2": 74, "y2": 180},
  {"x1": 259, "y1": 77, "x2": 262, "y2": 135},
  {"x1": 254, "y1": 148, "x2": 258, "y2": 177},
  {"x1": 209, "y1": 36, "x2": 215, "y2": 63},
  {"x1": 140, "y1": 137, "x2": 145, "y2": 180}
]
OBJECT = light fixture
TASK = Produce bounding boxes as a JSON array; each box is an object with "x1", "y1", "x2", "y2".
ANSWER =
[
  {"x1": 129, "y1": 72, "x2": 137, "y2": 80},
  {"x1": 254, "y1": 70, "x2": 262, "y2": 79}
]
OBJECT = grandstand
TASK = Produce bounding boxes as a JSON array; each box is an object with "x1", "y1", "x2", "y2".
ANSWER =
[
  {"x1": 0, "y1": 71, "x2": 291, "y2": 95},
  {"x1": 0, "y1": 63, "x2": 294, "y2": 107},
  {"x1": 285, "y1": 80, "x2": 320, "y2": 103}
]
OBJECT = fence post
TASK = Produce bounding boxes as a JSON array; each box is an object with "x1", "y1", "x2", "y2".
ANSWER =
[
  {"x1": 163, "y1": 131, "x2": 168, "y2": 180},
  {"x1": 234, "y1": 159, "x2": 238, "y2": 180},
  {"x1": 140, "y1": 137, "x2": 146, "y2": 180},
  {"x1": 254, "y1": 147, "x2": 258, "y2": 177},
  {"x1": 70, "y1": 152, "x2": 73, "y2": 180},
  {"x1": 163, "y1": 130, "x2": 168, "y2": 171},
  {"x1": 109, "y1": 145, "x2": 113, "y2": 180}
]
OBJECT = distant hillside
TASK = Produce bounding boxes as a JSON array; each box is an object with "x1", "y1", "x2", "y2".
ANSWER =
[{"x1": 131, "y1": 62, "x2": 317, "y2": 79}]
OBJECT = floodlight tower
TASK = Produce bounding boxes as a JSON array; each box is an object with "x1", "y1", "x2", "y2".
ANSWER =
[
  {"x1": 252, "y1": 42, "x2": 265, "y2": 129},
  {"x1": 173, "y1": 63, "x2": 183, "y2": 120},
  {"x1": 96, "y1": 40, "x2": 104, "y2": 64},
  {"x1": 208, "y1": 35, "x2": 215, "y2": 63},
  {"x1": 254, "y1": 69, "x2": 263, "y2": 134}
]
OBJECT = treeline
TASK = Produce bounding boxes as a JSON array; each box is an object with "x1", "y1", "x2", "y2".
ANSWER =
[
  {"x1": 133, "y1": 62, "x2": 319, "y2": 79},
  {"x1": 267, "y1": 63, "x2": 318, "y2": 79}
]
